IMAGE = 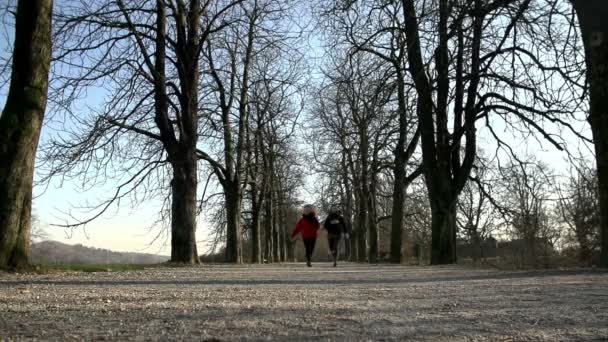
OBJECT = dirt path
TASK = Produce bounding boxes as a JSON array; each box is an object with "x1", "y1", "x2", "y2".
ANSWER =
[{"x1": 1, "y1": 263, "x2": 607, "y2": 341}]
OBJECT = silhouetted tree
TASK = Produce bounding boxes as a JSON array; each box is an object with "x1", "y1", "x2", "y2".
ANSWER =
[
  {"x1": 0, "y1": 0, "x2": 53, "y2": 269},
  {"x1": 571, "y1": 0, "x2": 608, "y2": 267}
]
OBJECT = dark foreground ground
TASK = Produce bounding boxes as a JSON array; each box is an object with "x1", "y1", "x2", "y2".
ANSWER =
[{"x1": 1, "y1": 263, "x2": 607, "y2": 341}]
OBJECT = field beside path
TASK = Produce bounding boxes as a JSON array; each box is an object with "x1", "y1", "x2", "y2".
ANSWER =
[{"x1": 1, "y1": 263, "x2": 607, "y2": 341}]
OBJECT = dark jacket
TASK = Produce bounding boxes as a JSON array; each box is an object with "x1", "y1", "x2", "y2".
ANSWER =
[{"x1": 323, "y1": 213, "x2": 347, "y2": 236}]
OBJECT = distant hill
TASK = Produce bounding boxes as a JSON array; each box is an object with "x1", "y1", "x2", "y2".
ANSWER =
[{"x1": 30, "y1": 240, "x2": 168, "y2": 265}]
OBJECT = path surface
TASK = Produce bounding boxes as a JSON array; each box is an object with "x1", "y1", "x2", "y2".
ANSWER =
[{"x1": 1, "y1": 263, "x2": 607, "y2": 341}]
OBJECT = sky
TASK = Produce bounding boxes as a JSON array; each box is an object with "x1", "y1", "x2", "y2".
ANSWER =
[{"x1": 0, "y1": 1, "x2": 595, "y2": 256}]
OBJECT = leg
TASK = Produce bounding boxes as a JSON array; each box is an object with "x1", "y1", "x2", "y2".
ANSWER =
[
  {"x1": 329, "y1": 237, "x2": 340, "y2": 266},
  {"x1": 304, "y1": 238, "x2": 316, "y2": 266}
]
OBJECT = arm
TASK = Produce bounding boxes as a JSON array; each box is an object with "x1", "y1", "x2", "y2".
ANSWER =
[
  {"x1": 340, "y1": 217, "x2": 348, "y2": 234},
  {"x1": 291, "y1": 220, "x2": 302, "y2": 239}
]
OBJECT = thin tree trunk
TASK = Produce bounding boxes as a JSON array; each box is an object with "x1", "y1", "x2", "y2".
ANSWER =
[
  {"x1": 250, "y1": 188, "x2": 262, "y2": 263},
  {"x1": 390, "y1": 156, "x2": 406, "y2": 264},
  {"x1": 340, "y1": 151, "x2": 355, "y2": 261},
  {"x1": 357, "y1": 123, "x2": 369, "y2": 263},
  {"x1": 471, "y1": 231, "x2": 481, "y2": 262},
  {"x1": 572, "y1": 0, "x2": 608, "y2": 267},
  {"x1": 0, "y1": 0, "x2": 53, "y2": 269},
  {"x1": 350, "y1": 186, "x2": 361, "y2": 262},
  {"x1": 357, "y1": 189, "x2": 368, "y2": 263},
  {"x1": 368, "y1": 175, "x2": 379, "y2": 263},
  {"x1": 278, "y1": 195, "x2": 288, "y2": 262},
  {"x1": 264, "y1": 186, "x2": 274, "y2": 263},
  {"x1": 272, "y1": 198, "x2": 280, "y2": 263}
]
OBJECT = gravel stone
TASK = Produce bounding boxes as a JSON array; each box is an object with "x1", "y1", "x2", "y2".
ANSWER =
[{"x1": 0, "y1": 263, "x2": 607, "y2": 341}]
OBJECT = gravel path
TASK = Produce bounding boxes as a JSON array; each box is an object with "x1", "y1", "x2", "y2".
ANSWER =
[{"x1": 1, "y1": 263, "x2": 607, "y2": 341}]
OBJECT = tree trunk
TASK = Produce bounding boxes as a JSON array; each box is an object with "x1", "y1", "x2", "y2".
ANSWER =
[
  {"x1": 0, "y1": 0, "x2": 52, "y2": 269},
  {"x1": 263, "y1": 187, "x2": 274, "y2": 263},
  {"x1": 225, "y1": 184, "x2": 243, "y2": 263},
  {"x1": 250, "y1": 193, "x2": 262, "y2": 263},
  {"x1": 368, "y1": 177, "x2": 379, "y2": 263},
  {"x1": 279, "y1": 204, "x2": 288, "y2": 262},
  {"x1": 170, "y1": 157, "x2": 199, "y2": 264},
  {"x1": 430, "y1": 201, "x2": 457, "y2": 265},
  {"x1": 356, "y1": 191, "x2": 368, "y2": 263},
  {"x1": 357, "y1": 123, "x2": 369, "y2": 263},
  {"x1": 575, "y1": 227, "x2": 592, "y2": 264},
  {"x1": 390, "y1": 156, "x2": 406, "y2": 263},
  {"x1": 390, "y1": 71, "x2": 413, "y2": 264},
  {"x1": 471, "y1": 231, "x2": 481, "y2": 262},
  {"x1": 572, "y1": 0, "x2": 608, "y2": 267},
  {"x1": 350, "y1": 230, "x2": 358, "y2": 262},
  {"x1": 272, "y1": 202, "x2": 280, "y2": 263},
  {"x1": 340, "y1": 152, "x2": 355, "y2": 261}
]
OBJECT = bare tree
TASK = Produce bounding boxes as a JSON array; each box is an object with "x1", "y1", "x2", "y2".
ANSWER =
[
  {"x1": 557, "y1": 160, "x2": 599, "y2": 264},
  {"x1": 0, "y1": 0, "x2": 53, "y2": 269},
  {"x1": 311, "y1": 48, "x2": 405, "y2": 263},
  {"x1": 398, "y1": 0, "x2": 586, "y2": 264},
  {"x1": 457, "y1": 161, "x2": 498, "y2": 262},
  {"x1": 200, "y1": 0, "x2": 304, "y2": 262},
  {"x1": 42, "y1": 0, "x2": 245, "y2": 263},
  {"x1": 498, "y1": 160, "x2": 559, "y2": 267},
  {"x1": 244, "y1": 67, "x2": 303, "y2": 263},
  {"x1": 321, "y1": 0, "x2": 425, "y2": 263}
]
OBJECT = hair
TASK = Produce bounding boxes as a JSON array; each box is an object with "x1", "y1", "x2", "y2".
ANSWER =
[{"x1": 302, "y1": 204, "x2": 316, "y2": 216}]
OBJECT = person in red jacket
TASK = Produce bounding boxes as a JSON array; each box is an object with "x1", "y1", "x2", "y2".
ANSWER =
[{"x1": 291, "y1": 204, "x2": 320, "y2": 267}]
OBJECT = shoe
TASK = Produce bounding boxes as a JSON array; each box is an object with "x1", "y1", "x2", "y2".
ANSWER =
[
  {"x1": 333, "y1": 261, "x2": 337, "y2": 267},
  {"x1": 307, "y1": 261, "x2": 312, "y2": 267}
]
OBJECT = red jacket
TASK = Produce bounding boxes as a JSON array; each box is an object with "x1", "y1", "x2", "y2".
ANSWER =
[{"x1": 291, "y1": 216, "x2": 319, "y2": 239}]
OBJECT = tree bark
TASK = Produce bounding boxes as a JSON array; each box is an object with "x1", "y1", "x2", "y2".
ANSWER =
[
  {"x1": 224, "y1": 184, "x2": 243, "y2": 263},
  {"x1": 0, "y1": 0, "x2": 53, "y2": 269},
  {"x1": 272, "y1": 198, "x2": 280, "y2": 263},
  {"x1": 572, "y1": 0, "x2": 608, "y2": 268},
  {"x1": 350, "y1": 230, "x2": 358, "y2": 262},
  {"x1": 430, "y1": 201, "x2": 457, "y2": 265},
  {"x1": 263, "y1": 186, "x2": 274, "y2": 263},
  {"x1": 170, "y1": 158, "x2": 199, "y2": 263},
  {"x1": 401, "y1": 0, "x2": 481, "y2": 264},
  {"x1": 250, "y1": 184, "x2": 262, "y2": 263},
  {"x1": 357, "y1": 122, "x2": 370, "y2": 262},
  {"x1": 368, "y1": 174, "x2": 379, "y2": 263},
  {"x1": 471, "y1": 231, "x2": 481, "y2": 262},
  {"x1": 160, "y1": 0, "x2": 200, "y2": 264},
  {"x1": 390, "y1": 152, "x2": 406, "y2": 264},
  {"x1": 356, "y1": 191, "x2": 368, "y2": 263}
]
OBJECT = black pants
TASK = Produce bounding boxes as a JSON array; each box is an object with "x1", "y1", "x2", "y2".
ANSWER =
[
  {"x1": 328, "y1": 235, "x2": 340, "y2": 260},
  {"x1": 303, "y1": 238, "x2": 316, "y2": 262}
]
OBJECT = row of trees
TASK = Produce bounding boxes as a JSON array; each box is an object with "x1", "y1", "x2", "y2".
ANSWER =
[
  {"x1": 460, "y1": 157, "x2": 600, "y2": 266},
  {"x1": 1, "y1": 0, "x2": 308, "y2": 266},
  {"x1": 310, "y1": 0, "x2": 605, "y2": 265},
  {"x1": 0, "y1": 0, "x2": 607, "y2": 268},
  {"x1": 39, "y1": 0, "x2": 308, "y2": 264}
]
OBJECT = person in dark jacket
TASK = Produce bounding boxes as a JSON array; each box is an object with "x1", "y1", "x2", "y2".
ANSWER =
[
  {"x1": 323, "y1": 208, "x2": 348, "y2": 267},
  {"x1": 291, "y1": 204, "x2": 320, "y2": 267}
]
